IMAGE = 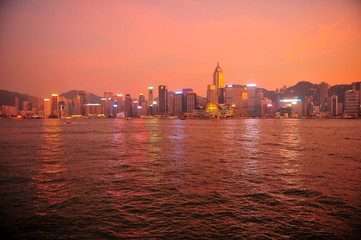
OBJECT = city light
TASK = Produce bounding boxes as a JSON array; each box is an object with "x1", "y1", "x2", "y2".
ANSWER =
[
  {"x1": 44, "y1": 98, "x2": 50, "y2": 101},
  {"x1": 227, "y1": 85, "x2": 233, "y2": 88},
  {"x1": 113, "y1": 104, "x2": 118, "y2": 107},
  {"x1": 101, "y1": 98, "x2": 106, "y2": 100},
  {"x1": 246, "y1": 84, "x2": 256, "y2": 87},
  {"x1": 148, "y1": 86, "x2": 154, "y2": 90},
  {"x1": 117, "y1": 94, "x2": 123, "y2": 97},
  {"x1": 87, "y1": 103, "x2": 100, "y2": 106},
  {"x1": 137, "y1": 106, "x2": 142, "y2": 109},
  {"x1": 175, "y1": 91, "x2": 182, "y2": 94},
  {"x1": 267, "y1": 104, "x2": 273, "y2": 107},
  {"x1": 51, "y1": 94, "x2": 58, "y2": 96},
  {"x1": 279, "y1": 99, "x2": 302, "y2": 103},
  {"x1": 140, "y1": 93, "x2": 144, "y2": 95},
  {"x1": 153, "y1": 101, "x2": 157, "y2": 105}
]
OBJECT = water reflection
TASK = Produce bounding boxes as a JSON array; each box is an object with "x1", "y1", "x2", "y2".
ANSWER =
[{"x1": 33, "y1": 120, "x2": 69, "y2": 216}]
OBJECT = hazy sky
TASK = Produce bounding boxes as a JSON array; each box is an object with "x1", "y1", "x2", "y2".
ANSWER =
[{"x1": 1, "y1": 0, "x2": 361, "y2": 98}]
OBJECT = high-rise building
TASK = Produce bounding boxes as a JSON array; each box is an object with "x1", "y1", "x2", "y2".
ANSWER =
[
  {"x1": 213, "y1": 62, "x2": 224, "y2": 103},
  {"x1": 174, "y1": 92, "x2": 183, "y2": 115},
  {"x1": 186, "y1": 91, "x2": 197, "y2": 113},
  {"x1": 124, "y1": 94, "x2": 133, "y2": 117},
  {"x1": 43, "y1": 99, "x2": 51, "y2": 117},
  {"x1": 319, "y1": 82, "x2": 329, "y2": 112},
  {"x1": 168, "y1": 93, "x2": 174, "y2": 115},
  {"x1": 51, "y1": 94, "x2": 59, "y2": 117},
  {"x1": 139, "y1": 93, "x2": 145, "y2": 106},
  {"x1": 182, "y1": 88, "x2": 193, "y2": 113},
  {"x1": 344, "y1": 90, "x2": 359, "y2": 115},
  {"x1": 158, "y1": 85, "x2": 168, "y2": 114},
  {"x1": 207, "y1": 85, "x2": 217, "y2": 103},
  {"x1": 116, "y1": 94, "x2": 123, "y2": 113},
  {"x1": 330, "y1": 94, "x2": 338, "y2": 115},
  {"x1": 148, "y1": 87, "x2": 154, "y2": 115},
  {"x1": 247, "y1": 84, "x2": 256, "y2": 116}
]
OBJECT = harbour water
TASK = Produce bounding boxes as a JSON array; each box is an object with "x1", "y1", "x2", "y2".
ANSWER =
[{"x1": 0, "y1": 119, "x2": 360, "y2": 239}]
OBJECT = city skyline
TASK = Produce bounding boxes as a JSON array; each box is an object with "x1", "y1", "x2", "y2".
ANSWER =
[{"x1": 1, "y1": 0, "x2": 361, "y2": 99}]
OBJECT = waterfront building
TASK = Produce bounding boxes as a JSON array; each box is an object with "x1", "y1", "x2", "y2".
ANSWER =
[
  {"x1": 51, "y1": 94, "x2": 59, "y2": 117},
  {"x1": 148, "y1": 87, "x2": 154, "y2": 115},
  {"x1": 225, "y1": 85, "x2": 248, "y2": 116},
  {"x1": 319, "y1": 82, "x2": 329, "y2": 112},
  {"x1": 158, "y1": 85, "x2": 168, "y2": 114},
  {"x1": 330, "y1": 94, "x2": 338, "y2": 115},
  {"x1": 207, "y1": 85, "x2": 217, "y2": 103},
  {"x1": 124, "y1": 94, "x2": 133, "y2": 117},
  {"x1": 174, "y1": 92, "x2": 183, "y2": 115},
  {"x1": 247, "y1": 84, "x2": 256, "y2": 116},
  {"x1": 186, "y1": 91, "x2": 197, "y2": 113},
  {"x1": 43, "y1": 98, "x2": 51, "y2": 117},
  {"x1": 116, "y1": 94, "x2": 123, "y2": 113},
  {"x1": 182, "y1": 88, "x2": 193, "y2": 113},
  {"x1": 213, "y1": 62, "x2": 224, "y2": 103},
  {"x1": 168, "y1": 93, "x2": 174, "y2": 115},
  {"x1": 85, "y1": 103, "x2": 101, "y2": 116},
  {"x1": 344, "y1": 90, "x2": 360, "y2": 115}
]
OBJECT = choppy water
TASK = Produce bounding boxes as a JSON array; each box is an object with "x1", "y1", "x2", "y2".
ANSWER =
[{"x1": 0, "y1": 119, "x2": 360, "y2": 239}]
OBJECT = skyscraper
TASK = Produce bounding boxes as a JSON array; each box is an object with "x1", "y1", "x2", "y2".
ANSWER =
[
  {"x1": 148, "y1": 87, "x2": 154, "y2": 115},
  {"x1": 213, "y1": 62, "x2": 224, "y2": 103},
  {"x1": 182, "y1": 88, "x2": 193, "y2": 113},
  {"x1": 186, "y1": 91, "x2": 197, "y2": 113},
  {"x1": 330, "y1": 94, "x2": 338, "y2": 115},
  {"x1": 207, "y1": 85, "x2": 217, "y2": 103},
  {"x1": 124, "y1": 94, "x2": 133, "y2": 117},
  {"x1": 319, "y1": 82, "x2": 329, "y2": 112},
  {"x1": 174, "y1": 92, "x2": 183, "y2": 115},
  {"x1": 51, "y1": 94, "x2": 58, "y2": 117},
  {"x1": 158, "y1": 85, "x2": 168, "y2": 114}
]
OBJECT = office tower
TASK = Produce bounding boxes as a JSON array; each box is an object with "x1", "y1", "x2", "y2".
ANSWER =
[
  {"x1": 344, "y1": 90, "x2": 359, "y2": 115},
  {"x1": 319, "y1": 82, "x2": 329, "y2": 112},
  {"x1": 247, "y1": 84, "x2": 256, "y2": 116},
  {"x1": 139, "y1": 93, "x2": 145, "y2": 106},
  {"x1": 51, "y1": 94, "x2": 59, "y2": 117},
  {"x1": 133, "y1": 100, "x2": 139, "y2": 117},
  {"x1": 22, "y1": 101, "x2": 28, "y2": 111},
  {"x1": 182, "y1": 88, "x2": 192, "y2": 113},
  {"x1": 124, "y1": 94, "x2": 133, "y2": 117},
  {"x1": 168, "y1": 93, "x2": 174, "y2": 115},
  {"x1": 116, "y1": 94, "x2": 123, "y2": 112},
  {"x1": 148, "y1": 87, "x2": 154, "y2": 115},
  {"x1": 76, "y1": 91, "x2": 87, "y2": 115},
  {"x1": 158, "y1": 85, "x2": 168, "y2": 114},
  {"x1": 213, "y1": 62, "x2": 224, "y2": 103},
  {"x1": 330, "y1": 95, "x2": 338, "y2": 115},
  {"x1": 224, "y1": 85, "x2": 248, "y2": 116},
  {"x1": 43, "y1": 99, "x2": 51, "y2": 117},
  {"x1": 186, "y1": 91, "x2": 196, "y2": 113},
  {"x1": 174, "y1": 92, "x2": 183, "y2": 115},
  {"x1": 207, "y1": 85, "x2": 217, "y2": 103}
]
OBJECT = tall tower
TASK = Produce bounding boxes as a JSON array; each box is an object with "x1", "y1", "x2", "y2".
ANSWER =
[
  {"x1": 158, "y1": 85, "x2": 168, "y2": 114},
  {"x1": 213, "y1": 62, "x2": 224, "y2": 103},
  {"x1": 148, "y1": 87, "x2": 154, "y2": 115}
]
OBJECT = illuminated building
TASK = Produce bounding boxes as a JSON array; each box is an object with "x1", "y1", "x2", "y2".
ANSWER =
[
  {"x1": 205, "y1": 102, "x2": 220, "y2": 116},
  {"x1": 319, "y1": 82, "x2": 329, "y2": 112},
  {"x1": 116, "y1": 94, "x2": 123, "y2": 113},
  {"x1": 182, "y1": 88, "x2": 192, "y2": 113},
  {"x1": 279, "y1": 98, "x2": 303, "y2": 117},
  {"x1": 158, "y1": 85, "x2": 168, "y2": 114},
  {"x1": 247, "y1": 84, "x2": 256, "y2": 116},
  {"x1": 207, "y1": 85, "x2": 217, "y2": 103},
  {"x1": 124, "y1": 94, "x2": 133, "y2": 117},
  {"x1": 85, "y1": 103, "x2": 101, "y2": 116},
  {"x1": 174, "y1": 92, "x2": 183, "y2": 114},
  {"x1": 139, "y1": 93, "x2": 145, "y2": 106},
  {"x1": 213, "y1": 62, "x2": 224, "y2": 103},
  {"x1": 104, "y1": 92, "x2": 113, "y2": 99},
  {"x1": 43, "y1": 99, "x2": 51, "y2": 117},
  {"x1": 225, "y1": 85, "x2": 248, "y2": 116},
  {"x1": 51, "y1": 94, "x2": 59, "y2": 117},
  {"x1": 186, "y1": 91, "x2": 196, "y2": 113},
  {"x1": 344, "y1": 90, "x2": 359, "y2": 115},
  {"x1": 148, "y1": 87, "x2": 154, "y2": 115},
  {"x1": 330, "y1": 94, "x2": 338, "y2": 115}
]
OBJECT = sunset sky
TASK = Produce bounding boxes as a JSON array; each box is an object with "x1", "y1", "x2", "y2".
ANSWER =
[{"x1": 1, "y1": 0, "x2": 361, "y2": 98}]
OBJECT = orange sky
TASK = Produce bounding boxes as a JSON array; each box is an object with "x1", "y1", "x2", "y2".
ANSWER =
[{"x1": 1, "y1": 0, "x2": 361, "y2": 99}]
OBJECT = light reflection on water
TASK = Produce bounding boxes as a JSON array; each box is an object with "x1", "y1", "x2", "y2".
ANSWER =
[{"x1": 0, "y1": 119, "x2": 360, "y2": 239}]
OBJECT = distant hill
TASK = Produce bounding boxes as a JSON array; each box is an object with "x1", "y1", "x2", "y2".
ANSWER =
[
  {"x1": 60, "y1": 90, "x2": 101, "y2": 103},
  {"x1": 0, "y1": 90, "x2": 40, "y2": 110},
  {"x1": 283, "y1": 81, "x2": 318, "y2": 100}
]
